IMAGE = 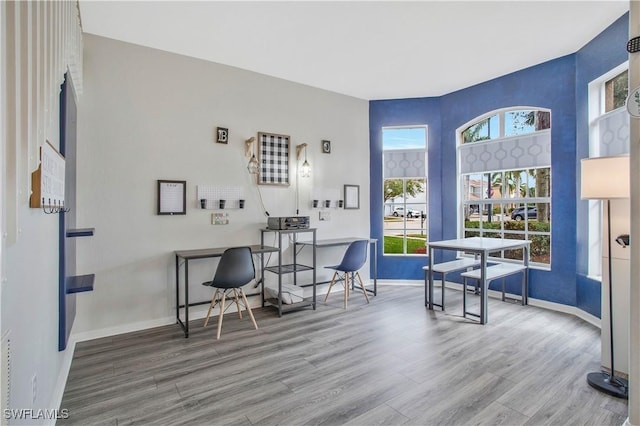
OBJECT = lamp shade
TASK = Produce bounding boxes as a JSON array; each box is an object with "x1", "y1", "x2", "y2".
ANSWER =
[{"x1": 580, "y1": 155, "x2": 630, "y2": 200}]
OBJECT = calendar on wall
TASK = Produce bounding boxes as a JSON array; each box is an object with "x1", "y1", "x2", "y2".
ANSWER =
[
  {"x1": 157, "y1": 180, "x2": 186, "y2": 215},
  {"x1": 30, "y1": 141, "x2": 65, "y2": 208}
]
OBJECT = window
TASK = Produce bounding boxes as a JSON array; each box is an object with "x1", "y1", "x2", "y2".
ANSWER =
[
  {"x1": 605, "y1": 70, "x2": 628, "y2": 113},
  {"x1": 587, "y1": 63, "x2": 629, "y2": 277},
  {"x1": 459, "y1": 109, "x2": 552, "y2": 266},
  {"x1": 382, "y1": 127, "x2": 428, "y2": 255}
]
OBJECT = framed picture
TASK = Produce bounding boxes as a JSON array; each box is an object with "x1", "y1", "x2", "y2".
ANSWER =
[
  {"x1": 344, "y1": 184, "x2": 360, "y2": 209},
  {"x1": 216, "y1": 127, "x2": 229, "y2": 144},
  {"x1": 258, "y1": 132, "x2": 290, "y2": 186},
  {"x1": 157, "y1": 180, "x2": 186, "y2": 215},
  {"x1": 322, "y1": 140, "x2": 331, "y2": 154}
]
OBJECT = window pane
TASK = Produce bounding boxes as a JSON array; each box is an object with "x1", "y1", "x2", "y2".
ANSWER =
[
  {"x1": 458, "y1": 110, "x2": 551, "y2": 266},
  {"x1": 462, "y1": 114, "x2": 499, "y2": 143},
  {"x1": 605, "y1": 70, "x2": 628, "y2": 113},
  {"x1": 383, "y1": 176, "x2": 427, "y2": 255},
  {"x1": 531, "y1": 234, "x2": 551, "y2": 264}
]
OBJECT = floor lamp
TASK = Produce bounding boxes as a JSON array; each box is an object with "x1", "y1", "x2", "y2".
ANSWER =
[{"x1": 580, "y1": 155, "x2": 630, "y2": 399}]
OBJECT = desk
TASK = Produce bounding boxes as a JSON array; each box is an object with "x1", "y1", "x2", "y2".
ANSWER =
[
  {"x1": 295, "y1": 237, "x2": 378, "y2": 296},
  {"x1": 175, "y1": 244, "x2": 279, "y2": 337},
  {"x1": 427, "y1": 237, "x2": 530, "y2": 324}
]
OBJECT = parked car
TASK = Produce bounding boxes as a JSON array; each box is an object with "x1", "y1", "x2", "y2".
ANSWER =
[
  {"x1": 511, "y1": 206, "x2": 537, "y2": 221},
  {"x1": 392, "y1": 207, "x2": 420, "y2": 218}
]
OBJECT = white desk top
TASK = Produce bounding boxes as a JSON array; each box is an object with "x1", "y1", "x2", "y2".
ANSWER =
[
  {"x1": 428, "y1": 236, "x2": 530, "y2": 252},
  {"x1": 295, "y1": 237, "x2": 376, "y2": 247}
]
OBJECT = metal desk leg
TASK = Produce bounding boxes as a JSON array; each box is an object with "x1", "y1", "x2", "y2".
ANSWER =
[
  {"x1": 185, "y1": 259, "x2": 190, "y2": 337},
  {"x1": 175, "y1": 255, "x2": 180, "y2": 327},
  {"x1": 312, "y1": 230, "x2": 317, "y2": 309},
  {"x1": 373, "y1": 240, "x2": 378, "y2": 296},
  {"x1": 480, "y1": 252, "x2": 488, "y2": 325},
  {"x1": 524, "y1": 245, "x2": 530, "y2": 305},
  {"x1": 278, "y1": 232, "x2": 283, "y2": 317},
  {"x1": 427, "y1": 246, "x2": 434, "y2": 309}
]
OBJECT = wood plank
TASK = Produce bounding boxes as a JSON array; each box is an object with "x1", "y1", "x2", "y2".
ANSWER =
[{"x1": 59, "y1": 285, "x2": 628, "y2": 425}]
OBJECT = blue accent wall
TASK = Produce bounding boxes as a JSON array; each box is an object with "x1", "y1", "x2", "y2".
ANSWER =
[
  {"x1": 369, "y1": 13, "x2": 628, "y2": 314},
  {"x1": 574, "y1": 13, "x2": 628, "y2": 316},
  {"x1": 369, "y1": 98, "x2": 441, "y2": 278}
]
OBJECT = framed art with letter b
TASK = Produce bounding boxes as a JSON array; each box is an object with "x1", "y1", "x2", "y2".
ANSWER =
[{"x1": 258, "y1": 132, "x2": 290, "y2": 186}]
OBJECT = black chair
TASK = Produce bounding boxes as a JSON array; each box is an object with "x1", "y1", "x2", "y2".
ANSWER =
[
  {"x1": 324, "y1": 239, "x2": 370, "y2": 309},
  {"x1": 202, "y1": 247, "x2": 258, "y2": 339}
]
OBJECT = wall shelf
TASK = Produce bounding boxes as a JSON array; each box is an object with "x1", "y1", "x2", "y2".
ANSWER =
[
  {"x1": 66, "y1": 274, "x2": 95, "y2": 294},
  {"x1": 66, "y1": 228, "x2": 95, "y2": 237}
]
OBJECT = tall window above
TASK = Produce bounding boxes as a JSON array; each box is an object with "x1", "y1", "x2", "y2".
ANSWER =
[
  {"x1": 382, "y1": 127, "x2": 428, "y2": 255},
  {"x1": 459, "y1": 109, "x2": 552, "y2": 266},
  {"x1": 587, "y1": 63, "x2": 629, "y2": 278},
  {"x1": 604, "y1": 70, "x2": 628, "y2": 113}
]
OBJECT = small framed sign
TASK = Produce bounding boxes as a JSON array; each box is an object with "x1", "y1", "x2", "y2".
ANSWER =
[
  {"x1": 322, "y1": 140, "x2": 331, "y2": 154},
  {"x1": 157, "y1": 180, "x2": 186, "y2": 215},
  {"x1": 216, "y1": 127, "x2": 229, "y2": 144},
  {"x1": 344, "y1": 184, "x2": 360, "y2": 209}
]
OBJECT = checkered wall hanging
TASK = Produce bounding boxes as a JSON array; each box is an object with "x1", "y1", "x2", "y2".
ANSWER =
[{"x1": 258, "y1": 132, "x2": 290, "y2": 186}]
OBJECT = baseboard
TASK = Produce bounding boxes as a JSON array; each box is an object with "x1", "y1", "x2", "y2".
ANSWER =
[
  {"x1": 72, "y1": 317, "x2": 176, "y2": 343},
  {"x1": 49, "y1": 329, "x2": 77, "y2": 419},
  {"x1": 438, "y1": 281, "x2": 602, "y2": 329},
  {"x1": 377, "y1": 279, "x2": 423, "y2": 287}
]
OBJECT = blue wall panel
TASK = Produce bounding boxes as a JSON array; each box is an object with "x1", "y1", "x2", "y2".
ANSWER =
[
  {"x1": 369, "y1": 98, "x2": 441, "y2": 278},
  {"x1": 574, "y1": 13, "x2": 628, "y2": 315},
  {"x1": 369, "y1": 13, "x2": 629, "y2": 311}
]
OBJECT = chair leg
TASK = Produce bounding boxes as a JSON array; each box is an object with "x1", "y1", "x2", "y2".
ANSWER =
[
  {"x1": 325, "y1": 271, "x2": 338, "y2": 301},
  {"x1": 216, "y1": 291, "x2": 226, "y2": 340},
  {"x1": 233, "y1": 289, "x2": 243, "y2": 319},
  {"x1": 240, "y1": 288, "x2": 258, "y2": 330},
  {"x1": 204, "y1": 289, "x2": 220, "y2": 327},
  {"x1": 355, "y1": 272, "x2": 370, "y2": 303},
  {"x1": 344, "y1": 273, "x2": 349, "y2": 309}
]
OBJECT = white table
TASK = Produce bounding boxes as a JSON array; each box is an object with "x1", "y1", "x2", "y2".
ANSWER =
[{"x1": 427, "y1": 237, "x2": 531, "y2": 324}]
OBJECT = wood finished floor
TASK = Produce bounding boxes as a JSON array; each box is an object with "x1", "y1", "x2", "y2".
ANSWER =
[{"x1": 60, "y1": 285, "x2": 628, "y2": 426}]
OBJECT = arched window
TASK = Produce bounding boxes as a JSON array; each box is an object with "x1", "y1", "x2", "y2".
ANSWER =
[{"x1": 458, "y1": 108, "x2": 552, "y2": 266}]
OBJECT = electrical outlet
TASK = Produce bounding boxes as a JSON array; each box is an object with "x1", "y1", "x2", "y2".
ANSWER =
[
  {"x1": 31, "y1": 374, "x2": 37, "y2": 404},
  {"x1": 319, "y1": 211, "x2": 331, "y2": 221}
]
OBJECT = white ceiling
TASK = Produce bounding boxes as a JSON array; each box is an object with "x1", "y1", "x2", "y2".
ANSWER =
[{"x1": 78, "y1": 1, "x2": 630, "y2": 100}]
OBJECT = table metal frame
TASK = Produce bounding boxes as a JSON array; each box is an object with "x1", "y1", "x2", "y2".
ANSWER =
[
  {"x1": 295, "y1": 237, "x2": 378, "y2": 296},
  {"x1": 427, "y1": 237, "x2": 530, "y2": 324},
  {"x1": 174, "y1": 244, "x2": 279, "y2": 337}
]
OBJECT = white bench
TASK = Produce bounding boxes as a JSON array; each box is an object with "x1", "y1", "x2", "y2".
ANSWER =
[
  {"x1": 423, "y1": 258, "x2": 480, "y2": 309},
  {"x1": 460, "y1": 262, "x2": 527, "y2": 320}
]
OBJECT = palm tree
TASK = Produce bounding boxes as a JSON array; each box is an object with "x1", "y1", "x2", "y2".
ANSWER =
[{"x1": 522, "y1": 111, "x2": 551, "y2": 223}]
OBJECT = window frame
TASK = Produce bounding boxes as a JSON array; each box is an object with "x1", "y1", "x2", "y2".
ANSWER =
[
  {"x1": 586, "y1": 61, "x2": 629, "y2": 279},
  {"x1": 457, "y1": 107, "x2": 552, "y2": 268},
  {"x1": 382, "y1": 126, "x2": 428, "y2": 256}
]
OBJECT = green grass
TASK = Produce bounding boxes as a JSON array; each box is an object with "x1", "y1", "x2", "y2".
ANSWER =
[{"x1": 384, "y1": 236, "x2": 426, "y2": 254}]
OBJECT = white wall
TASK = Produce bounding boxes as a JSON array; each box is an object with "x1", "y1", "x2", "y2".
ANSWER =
[
  {"x1": 2, "y1": 1, "x2": 83, "y2": 417},
  {"x1": 74, "y1": 35, "x2": 370, "y2": 336}
]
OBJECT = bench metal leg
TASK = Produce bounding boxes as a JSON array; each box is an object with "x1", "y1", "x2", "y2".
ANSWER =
[{"x1": 462, "y1": 277, "x2": 467, "y2": 318}]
